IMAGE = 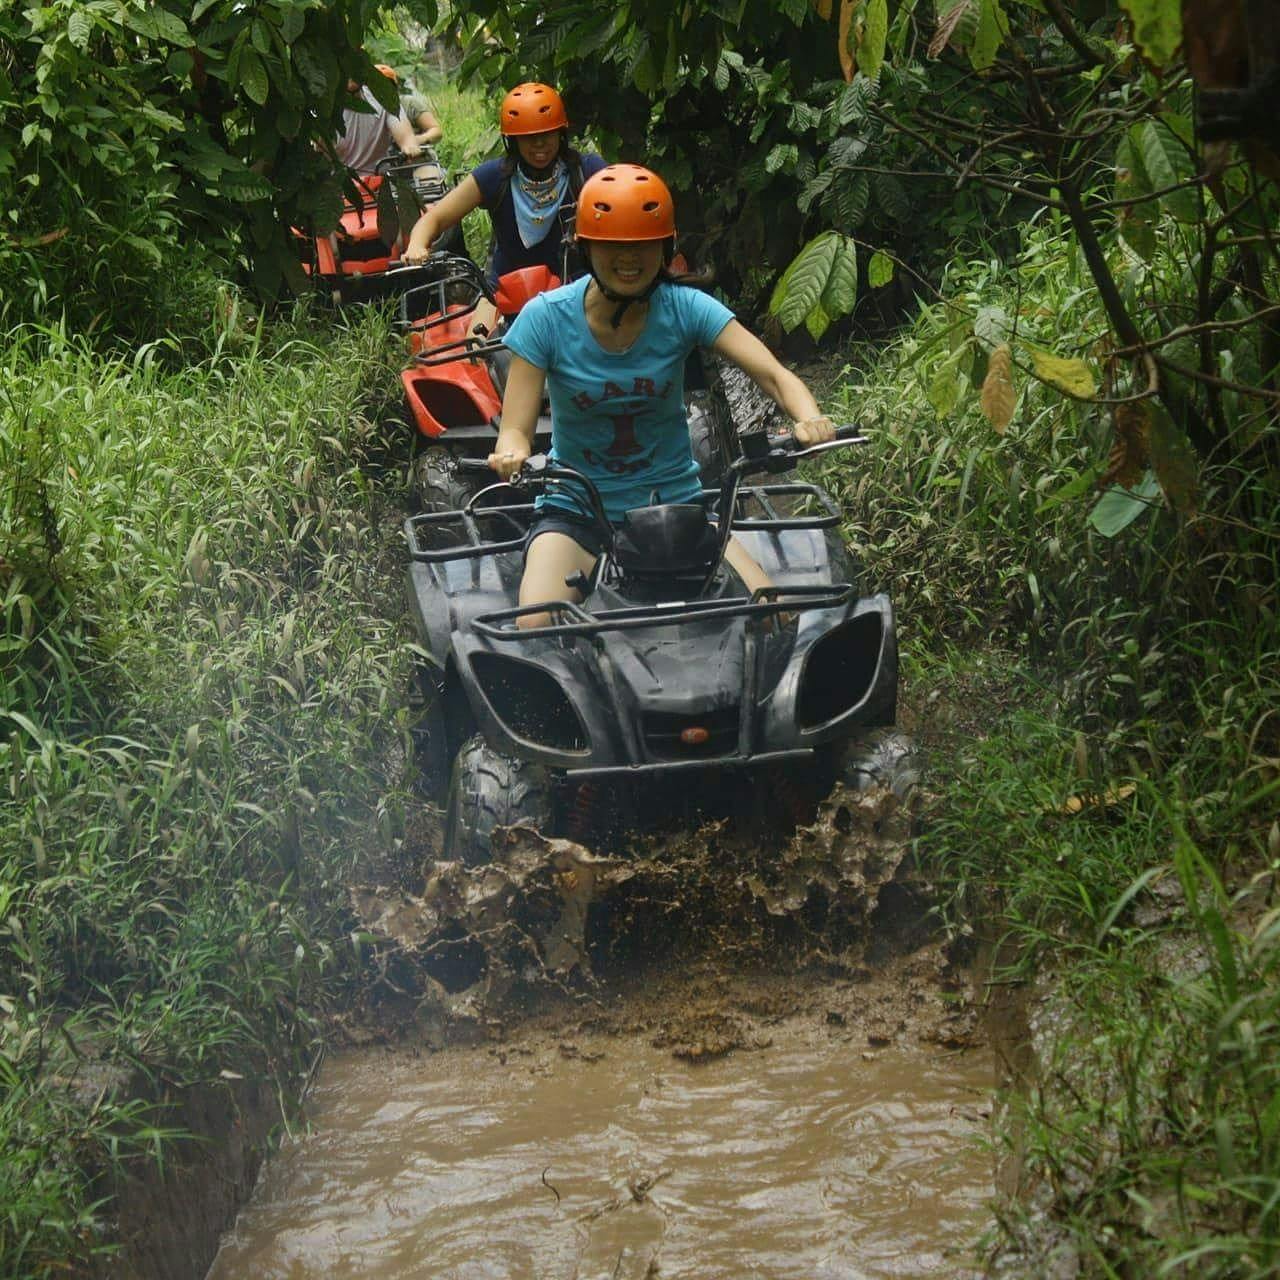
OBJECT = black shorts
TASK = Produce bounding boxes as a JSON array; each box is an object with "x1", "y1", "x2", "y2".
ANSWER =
[{"x1": 524, "y1": 508, "x2": 608, "y2": 560}]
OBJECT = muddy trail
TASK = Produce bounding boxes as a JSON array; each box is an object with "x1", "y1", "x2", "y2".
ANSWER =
[{"x1": 206, "y1": 750, "x2": 998, "y2": 1278}]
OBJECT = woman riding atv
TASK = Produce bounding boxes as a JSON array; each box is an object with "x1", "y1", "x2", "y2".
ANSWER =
[
  {"x1": 486, "y1": 163, "x2": 836, "y2": 628},
  {"x1": 403, "y1": 83, "x2": 605, "y2": 286}
]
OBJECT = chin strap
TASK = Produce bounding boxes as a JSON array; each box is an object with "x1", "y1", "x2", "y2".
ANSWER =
[{"x1": 588, "y1": 268, "x2": 667, "y2": 328}]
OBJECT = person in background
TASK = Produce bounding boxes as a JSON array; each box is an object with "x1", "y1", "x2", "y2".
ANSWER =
[
  {"x1": 334, "y1": 64, "x2": 428, "y2": 176},
  {"x1": 403, "y1": 80, "x2": 444, "y2": 146},
  {"x1": 403, "y1": 82, "x2": 604, "y2": 285}
]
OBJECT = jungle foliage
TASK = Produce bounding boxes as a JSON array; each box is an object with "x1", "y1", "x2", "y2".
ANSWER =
[
  {"x1": 0, "y1": 0, "x2": 403, "y2": 334},
  {"x1": 0, "y1": 304, "x2": 412, "y2": 1274}
]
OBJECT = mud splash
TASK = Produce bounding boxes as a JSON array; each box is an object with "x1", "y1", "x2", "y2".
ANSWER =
[
  {"x1": 208, "y1": 755, "x2": 996, "y2": 1276},
  {"x1": 345, "y1": 772, "x2": 924, "y2": 1019}
]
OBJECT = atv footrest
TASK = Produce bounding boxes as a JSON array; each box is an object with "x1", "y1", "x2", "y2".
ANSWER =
[{"x1": 471, "y1": 584, "x2": 852, "y2": 639}]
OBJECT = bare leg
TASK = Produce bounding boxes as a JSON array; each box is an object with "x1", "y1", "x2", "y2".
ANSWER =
[
  {"x1": 468, "y1": 297, "x2": 499, "y2": 339},
  {"x1": 725, "y1": 535, "x2": 772, "y2": 595},
  {"x1": 519, "y1": 532, "x2": 599, "y2": 629}
]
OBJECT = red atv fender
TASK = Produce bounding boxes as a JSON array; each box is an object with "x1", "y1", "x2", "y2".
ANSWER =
[{"x1": 401, "y1": 264, "x2": 561, "y2": 440}]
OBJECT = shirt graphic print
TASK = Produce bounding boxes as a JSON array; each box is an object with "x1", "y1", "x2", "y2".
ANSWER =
[{"x1": 503, "y1": 276, "x2": 735, "y2": 523}]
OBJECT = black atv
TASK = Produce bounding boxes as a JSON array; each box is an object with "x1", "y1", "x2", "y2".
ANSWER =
[{"x1": 403, "y1": 427, "x2": 915, "y2": 865}]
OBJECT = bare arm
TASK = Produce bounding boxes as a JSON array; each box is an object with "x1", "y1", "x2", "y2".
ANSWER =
[
  {"x1": 405, "y1": 174, "x2": 484, "y2": 260},
  {"x1": 487, "y1": 356, "x2": 544, "y2": 477},
  {"x1": 711, "y1": 319, "x2": 834, "y2": 443},
  {"x1": 387, "y1": 112, "x2": 421, "y2": 157},
  {"x1": 414, "y1": 110, "x2": 443, "y2": 144}
]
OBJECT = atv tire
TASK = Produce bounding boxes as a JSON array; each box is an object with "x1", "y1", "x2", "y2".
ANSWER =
[
  {"x1": 837, "y1": 728, "x2": 921, "y2": 804},
  {"x1": 687, "y1": 389, "x2": 727, "y2": 488},
  {"x1": 413, "y1": 445, "x2": 476, "y2": 514},
  {"x1": 833, "y1": 729, "x2": 922, "y2": 841},
  {"x1": 443, "y1": 736, "x2": 555, "y2": 867}
]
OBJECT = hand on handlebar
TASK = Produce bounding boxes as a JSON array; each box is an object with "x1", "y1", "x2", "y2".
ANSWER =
[
  {"x1": 403, "y1": 241, "x2": 433, "y2": 265},
  {"x1": 792, "y1": 414, "x2": 835, "y2": 446},
  {"x1": 486, "y1": 442, "x2": 531, "y2": 480}
]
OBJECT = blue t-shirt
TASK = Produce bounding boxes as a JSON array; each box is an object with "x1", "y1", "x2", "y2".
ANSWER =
[
  {"x1": 472, "y1": 153, "x2": 606, "y2": 281},
  {"x1": 503, "y1": 276, "x2": 736, "y2": 522}
]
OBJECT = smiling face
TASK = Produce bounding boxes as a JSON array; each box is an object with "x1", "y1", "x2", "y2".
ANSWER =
[
  {"x1": 586, "y1": 239, "x2": 665, "y2": 295},
  {"x1": 515, "y1": 130, "x2": 561, "y2": 171}
]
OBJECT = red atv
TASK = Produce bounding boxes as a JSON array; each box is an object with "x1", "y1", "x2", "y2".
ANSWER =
[
  {"x1": 396, "y1": 252, "x2": 558, "y2": 509},
  {"x1": 296, "y1": 151, "x2": 461, "y2": 307}
]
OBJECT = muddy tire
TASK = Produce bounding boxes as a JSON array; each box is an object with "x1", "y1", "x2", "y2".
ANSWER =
[
  {"x1": 687, "y1": 389, "x2": 727, "y2": 488},
  {"x1": 443, "y1": 736, "x2": 555, "y2": 867},
  {"x1": 413, "y1": 445, "x2": 476, "y2": 513},
  {"x1": 836, "y1": 729, "x2": 922, "y2": 806}
]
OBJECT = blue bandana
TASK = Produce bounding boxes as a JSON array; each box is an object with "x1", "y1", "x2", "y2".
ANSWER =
[{"x1": 511, "y1": 161, "x2": 569, "y2": 249}]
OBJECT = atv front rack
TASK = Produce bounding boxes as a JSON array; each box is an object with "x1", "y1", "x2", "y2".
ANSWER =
[
  {"x1": 403, "y1": 482, "x2": 842, "y2": 564},
  {"x1": 404, "y1": 502, "x2": 533, "y2": 561},
  {"x1": 468, "y1": 585, "x2": 855, "y2": 780},
  {"x1": 411, "y1": 334, "x2": 507, "y2": 368},
  {"x1": 470, "y1": 584, "x2": 851, "y2": 640}
]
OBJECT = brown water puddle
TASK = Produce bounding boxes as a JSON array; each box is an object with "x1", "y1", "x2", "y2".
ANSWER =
[{"x1": 207, "y1": 1026, "x2": 990, "y2": 1278}]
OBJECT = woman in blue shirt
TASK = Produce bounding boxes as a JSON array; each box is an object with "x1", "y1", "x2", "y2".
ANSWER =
[
  {"x1": 403, "y1": 83, "x2": 604, "y2": 284},
  {"x1": 490, "y1": 164, "x2": 835, "y2": 626}
]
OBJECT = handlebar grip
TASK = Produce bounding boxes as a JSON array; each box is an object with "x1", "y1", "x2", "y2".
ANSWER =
[
  {"x1": 455, "y1": 457, "x2": 494, "y2": 475},
  {"x1": 764, "y1": 423, "x2": 864, "y2": 451}
]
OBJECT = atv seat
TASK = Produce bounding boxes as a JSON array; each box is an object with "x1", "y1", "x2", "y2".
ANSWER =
[{"x1": 613, "y1": 503, "x2": 721, "y2": 580}]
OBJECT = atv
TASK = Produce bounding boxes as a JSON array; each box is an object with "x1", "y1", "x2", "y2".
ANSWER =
[
  {"x1": 295, "y1": 149, "x2": 460, "y2": 307},
  {"x1": 395, "y1": 251, "x2": 558, "y2": 511},
  {"x1": 396, "y1": 252, "x2": 737, "y2": 514},
  {"x1": 402, "y1": 426, "x2": 915, "y2": 866}
]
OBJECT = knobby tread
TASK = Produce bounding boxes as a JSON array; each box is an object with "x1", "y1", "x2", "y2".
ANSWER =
[{"x1": 444, "y1": 736, "x2": 554, "y2": 866}]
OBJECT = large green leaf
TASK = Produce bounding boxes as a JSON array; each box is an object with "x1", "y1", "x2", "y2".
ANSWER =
[
  {"x1": 770, "y1": 231, "x2": 840, "y2": 332},
  {"x1": 856, "y1": 0, "x2": 888, "y2": 79},
  {"x1": 873, "y1": 171, "x2": 908, "y2": 221},
  {"x1": 820, "y1": 235, "x2": 858, "y2": 318},
  {"x1": 1115, "y1": 131, "x2": 1157, "y2": 260},
  {"x1": 867, "y1": 249, "x2": 894, "y2": 287},
  {"x1": 1134, "y1": 120, "x2": 1197, "y2": 222},
  {"x1": 969, "y1": 0, "x2": 1008, "y2": 71},
  {"x1": 766, "y1": 142, "x2": 799, "y2": 174},
  {"x1": 292, "y1": 39, "x2": 336, "y2": 99},
  {"x1": 238, "y1": 47, "x2": 270, "y2": 106},
  {"x1": 67, "y1": 10, "x2": 94, "y2": 49},
  {"x1": 828, "y1": 170, "x2": 869, "y2": 230},
  {"x1": 805, "y1": 297, "x2": 833, "y2": 340},
  {"x1": 1120, "y1": 0, "x2": 1181, "y2": 66},
  {"x1": 1089, "y1": 470, "x2": 1161, "y2": 537}
]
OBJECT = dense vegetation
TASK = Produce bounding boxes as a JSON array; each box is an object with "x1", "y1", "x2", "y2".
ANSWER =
[
  {"x1": 2, "y1": 0, "x2": 1278, "y2": 1274},
  {"x1": 0, "y1": 294, "x2": 414, "y2": 1271}
]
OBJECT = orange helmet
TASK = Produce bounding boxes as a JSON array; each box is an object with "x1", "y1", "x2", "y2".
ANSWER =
[
  {"x1": 373, "y1": 63, "x2": 398, "y2": 83},
  {"x1": 575, "y1": 165, "x2": 676, "y2": 242},
  {"x1": 500, "y1": 83, "x2": 568, "y2": 135}
]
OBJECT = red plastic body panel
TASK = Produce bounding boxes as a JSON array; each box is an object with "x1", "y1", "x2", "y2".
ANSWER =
[
  {"x1": 494, "y1": 266, "x2": 561, "y2": 316},
  {"x1": 401, "y1": 363, "x2": 502, "y2": 438}
]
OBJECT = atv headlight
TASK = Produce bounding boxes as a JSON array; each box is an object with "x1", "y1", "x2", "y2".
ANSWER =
[
  {"x1": 471, "y1": 653, "x2": 588, "y2": 752},
  {"x1": 796, "y1": 614, "x2": 884, "y2": 730}
]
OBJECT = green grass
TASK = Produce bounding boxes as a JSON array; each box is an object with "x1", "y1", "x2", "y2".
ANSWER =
[
  {"x1": 816, "y1": 218, "x2": 1280, "y2": 1274},
  {"x1": 0, "y1": 296, "x2": 414, "y2": 1274}
]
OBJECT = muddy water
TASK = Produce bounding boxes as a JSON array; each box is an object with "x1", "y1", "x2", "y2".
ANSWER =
[{"x1": 208, "y1": 1031, "x2": 990, "y2": 1279}]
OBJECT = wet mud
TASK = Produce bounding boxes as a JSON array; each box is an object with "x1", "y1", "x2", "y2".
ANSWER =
[
  {"x1": 207, "y1": 759, "x2": 1000, "y2": 1278},
  {"x1": 207, "y1": 974, "x2": 991, "y2": 1279}
]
